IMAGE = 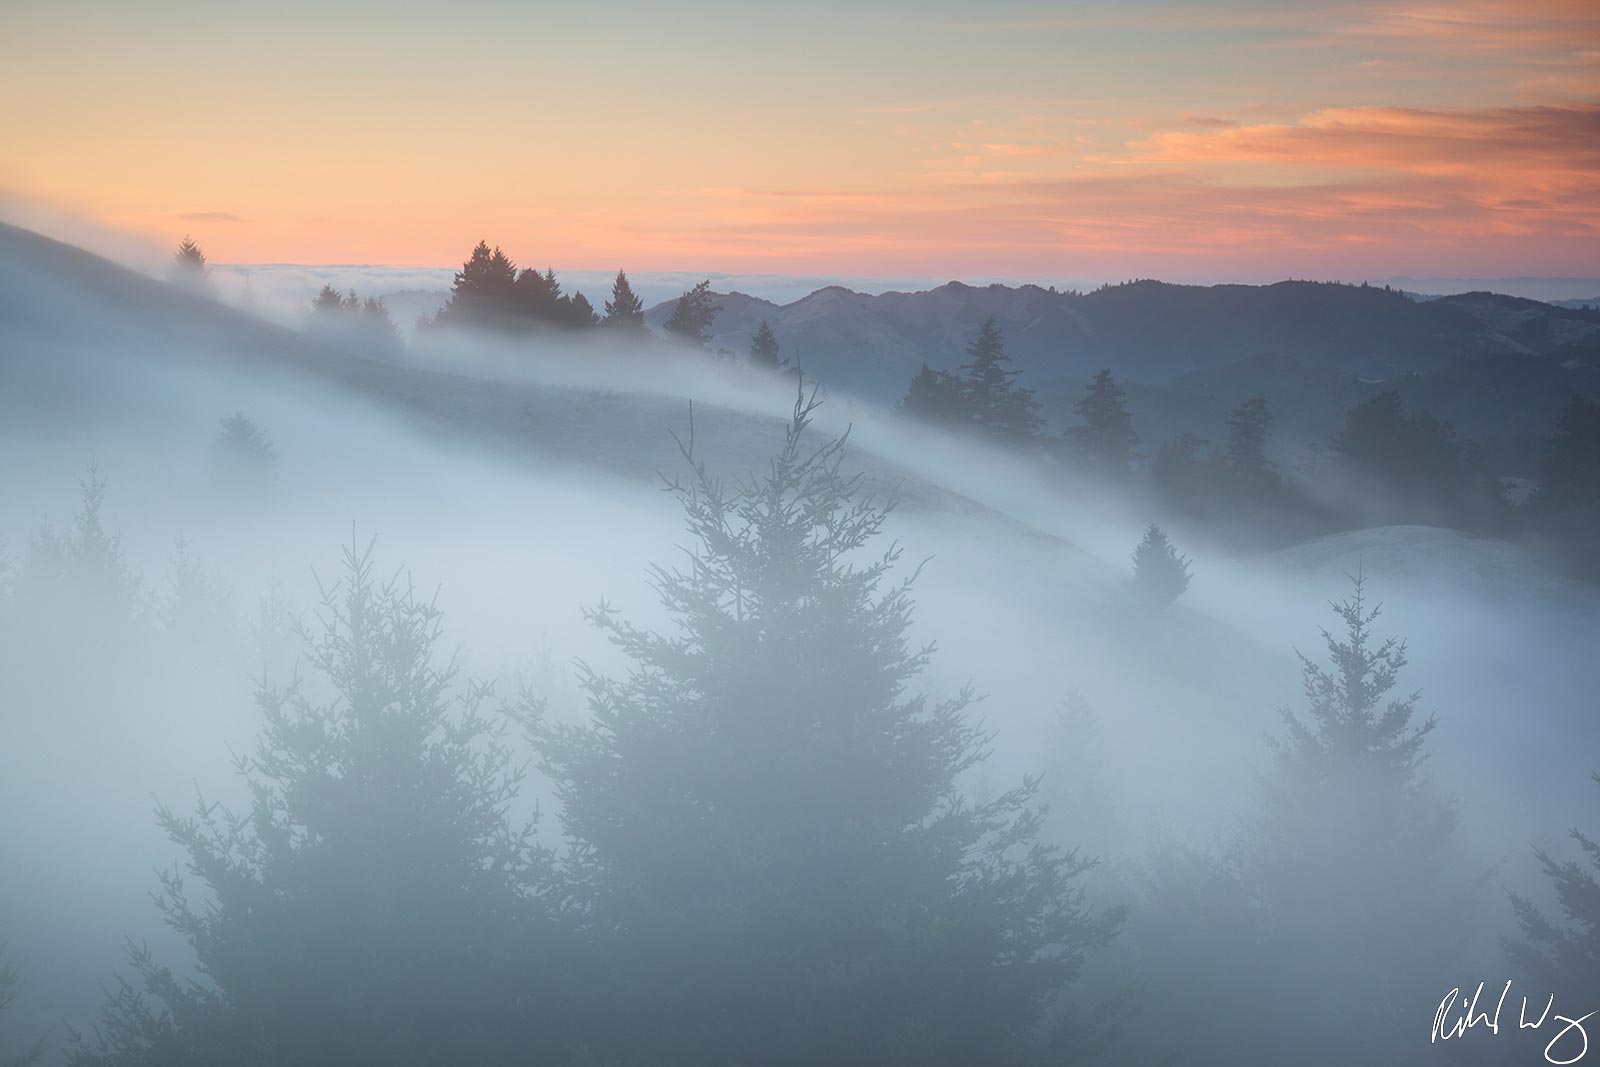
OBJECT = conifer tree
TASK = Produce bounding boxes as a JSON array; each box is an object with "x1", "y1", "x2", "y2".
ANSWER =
[
  {"x1": 1223, "y1": 396, "x2": 1278, "y2": 495},
  {"x1": 209, "y1": 412, "x2": 277, "y2": 498},
  {"x1": 432, "y1": 240, "x2": 519, "y2": 328},
  {"x1": 663, "y1": 280, "x2": 720, "y2": 348},
  {"x1": 898, "y1": 364, "x2": 962, "y2": 425},
  {"x1": 955, "y1": 318, "x2": 1041, "y2": 444},
  {"x1": 534, "y1": 390, "x2": 1122, "y2": 1067},
  {"x1": 1128, "y1": 524, "x2": 1190, "y2": 607},
  {"x1": 68, "y1": 539, "x2": 570, "y2": 1067},
  {"x1": 1505, "y1": 773, "x2": 1600, "y2": 1007},
  {"x1": 602, "y1": 270, "x2": 646, "y2": 331},
  {"x1": 1069, "y1": 369, "x2": 1138, "y2": 476},
  {"x1": 565, "y1": 291, "x2": 599, "y2": 328},
  {"x1": 747, "y1": 318, "x2": 783, "y2": 370},
  {"x1": 168, "y1": 237, "x2": 211, "y2": 295},
  {"x1": 0, "y1": 951, "x2": 45, "y2": 1066}
]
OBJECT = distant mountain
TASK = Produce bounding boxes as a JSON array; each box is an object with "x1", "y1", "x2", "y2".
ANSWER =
[{"x1": 645, "y1": 279, "x2": 1600, "y2": 402}]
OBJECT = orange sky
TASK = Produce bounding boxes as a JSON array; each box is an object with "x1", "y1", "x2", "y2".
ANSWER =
[{"x1": 1, "y1": 0, "x2": 1596, "y2": 279}]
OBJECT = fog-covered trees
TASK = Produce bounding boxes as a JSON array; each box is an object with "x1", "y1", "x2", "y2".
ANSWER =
[
  {"x1": 1222, "y1": 396, "x2": 1278, "y2": 496},
  {"x1": 747, "y1": 318, "x2": 783, "y2": 370},
  {"x1": 0, "y1": 952, "x2": 45, "y2": 1067},
  {"x1": 1129, "y1": 524, "x2": 1190, "y2": 607},
  {"x1": 955, "y1": 318, "x2": 1041, "y2": 444},
  {"x1": 534, "y1": 392, "x2": 1121, "y2": 1066},
  {"x1": 896, "y1": 320, "x2": 1040, "y2": 445},
  {"x1": 1532, "y1": 395, "x2": 1600, "y2": 577},
  {"x1": 167, "y1": 238, "x2": 211, "y2": 295},
  {"x1": 1242, "y1": 575, "x2": 1461, "y2": 1060},
  {"x1": 663, "y1": 280, "x2": 720, "y2": 348},
  {"x1": 899, "y1": 364, "x2": 962, "y2": 424},
  {"x1": 1505, "y1": 773, "x2": 1600, "y2": 1008},
  {"x1": 307, "y1": 287, "x2": 401, "y2": 356},
  {"x1": 602, "y1": 269, "x2": 646, "y2": 331},
  {"x1": 68, "y1": 540, "x2": 569, "y2": 1067},
  {"x1": 1069, "y1": 369, "x2": 1138, "y2": 477},
  {"x1": 427, "y1": 240, "x2": 598, "y2": 333},
  {"x1": 208, "y1": 413, "x2": 277, "y2": 498}
]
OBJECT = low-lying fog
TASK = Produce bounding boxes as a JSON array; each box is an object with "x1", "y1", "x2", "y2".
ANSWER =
[{"x1": 1, "y1": 246, "x2": 1594, "y2": 1064}]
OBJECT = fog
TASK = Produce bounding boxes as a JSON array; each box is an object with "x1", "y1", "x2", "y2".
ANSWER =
[{"x1": 1, "y1": 229, "x2": 1594, "y2": 1065}]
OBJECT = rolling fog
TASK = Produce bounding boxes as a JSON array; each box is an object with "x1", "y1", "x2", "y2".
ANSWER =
[{"x1": 1, "y1": 246, "x2": 1596, "y2": 1064}]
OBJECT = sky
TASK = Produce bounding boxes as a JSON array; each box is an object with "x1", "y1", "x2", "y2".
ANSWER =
[{"x1": 1, "y1": 0, "x2": 1596, "y2": 283}]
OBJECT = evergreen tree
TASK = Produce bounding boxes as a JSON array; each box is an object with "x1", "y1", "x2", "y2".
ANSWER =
[
  {"x1": 898, "y1": 365, "x2": 962, "y2": 425},
  {"x1": 1223, "y1": 396, "x2": 1278, "y2": 495},
  {"x1": 533, "y1": 391, "x2": 1122, "y2": 1067},
  {"x1": 310, "y1": 285, "x2": 351, "y2": 315},
  {"x1": 663, "y1": 280, "x2": 720, "y2": 348},
  {"x1": 1241, "y1": 575, "x2": 1461, "y2": 1062},
  {"x1": 16, "y1": 471, "x2": 143, "y2": 626},
  {"x1": 602, "y1": 270, "x2": 646, "y2": 331},
  {"x1": 1504, "y1": 773, "x2": 1600, "y2": 1008},
  {"x1": 69, "y1": 539, "x2": 570, "y2": 1067},
  {"x1": 1069, "y1": 369, "x2": 1138, "y2": 477},
  {"x1": 209, "y1": 413, "x2": 277, "y2": 498},
  {"x1": 1531, "y1": 395, "x2": 1600, "y2": 577},
  {"x1": 432, "y1": 240, "x2": 519, "y2": 329},
  {"x1": 747, "y1": 318, "x2": 783, "y2": 370},
  {"x1": 0, "y1": 951, "x2": 45, "y2": 1066},
  {"x1": 565, "y1": 291, "x2": 599, "y2": 328},
  {"x1": 1128, "y1": 524, "x2": 1190, "y2": 607},
  {"x1": 168, "y1": 237, "x2": 211, "y2": 295},
  {"x1": 955, "y1": 319, "x2": 1041, "y2": 444}
]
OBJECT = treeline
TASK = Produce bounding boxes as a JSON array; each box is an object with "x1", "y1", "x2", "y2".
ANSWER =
[
  {"x1": 900, "y1": 318, "x2": 1600, "y2": 575},
  {"x1": 1, "y1": 400, "x2": 1595, "y2": 1066}
]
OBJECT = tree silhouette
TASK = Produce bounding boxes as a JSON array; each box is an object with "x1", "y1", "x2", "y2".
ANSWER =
[
  {"x1": 748, "y1": 318, "x2": 783, "y2": 370},
  {"x1": 68, "y1": 539, "x2": 571, "y2": 1067},
  {"x1": 602, "y1": 270, "x2": 646, "y2": 332},
  {"x1": 1129, "y1": 524, "x2": 1190, "y2": 607},
  {"x1": 168, "y1": 237, "x2": 211, "y2": 295},
  {"x1": 533, "y1": 389, "x2": 1122, "y2": 1066},
  {"x1": 1505, "y1": 773, "x2": 1600, "y2": 1008},
  {"x1": 208, "y1": 413, "x2": 277, "y2": 498},
  {"x1": 955, "y1": 318, "x2": 1041, "y2": 444},
  {"x1": 1069, "y1": 369, "x2": 1138, "y2": 477},
  {"x1": 663, "y1": 280, "x2": 720, "y2": 348}
]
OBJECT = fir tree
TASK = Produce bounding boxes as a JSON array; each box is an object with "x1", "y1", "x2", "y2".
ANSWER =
[
  {"x1": 898, "y1": 364, "x2": 963, "y2": 425},
  {"x1": 955, "y1": 318, "x2": 1041, "y2": 444},
  {"x1": 432, "y1": 240, "x2": 519, "y2": 329},
  {"x1": 1128, "y1": 524, "x2": 1190, "y2": 607},
  {"x1": 663, "y1": 280, "x2": 720, "y2": 348},
  {"x1": 1223, "y1": 396, "x2": 1278, "y2": 495},
  {"x1": 533, "y1": 390, "x2": 1122, "y2": 1066},
  {"x1": 209, "y1": 413, "x2": 277, "y2": 498},
  {"x1": 1069, "y1": 369, "x2": 1138, "y2": 477},
  {"x1": 69, "y1": 539, "x2": 571, "y2": 1067},
  {"x1": 747, "y1": 318, "x2": 783, "y2": 370},
  {"x1": 602, "y1": 270, "x2": 646, "y2": 331},
  {"x1": 566, "y1": 291, "x2": 599, "y2": 328},
  {"x1": 168, "y1": 237, "x2": 211, "y2": 295},
  {"x1": 0, "y1": 951, "x2": 45, "y2": 1067},
  {"x1": 1504, "y1": 773, "x2": 1600, "y2": 1008}
]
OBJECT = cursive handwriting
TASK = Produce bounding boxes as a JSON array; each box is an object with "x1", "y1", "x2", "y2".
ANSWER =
[{"x1": 1433, "y1": 981, "x2": 1595, "y2": 1064}]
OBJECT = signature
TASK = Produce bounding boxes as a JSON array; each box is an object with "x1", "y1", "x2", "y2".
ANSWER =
[{"x1": 1433, "y1": 981, "x2": 1596, "y2": 1064}]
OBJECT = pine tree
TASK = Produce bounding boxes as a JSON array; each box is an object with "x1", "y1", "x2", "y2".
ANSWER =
[
  {"x1": 0, "y1": 951, "x2": 45, "y2": 1066},
  {"x1": 1128, "y1": 524, "x2": 1190, "y2": 607},
  {"x1": 68, "y1": 539, "x2": 571, "y2": 1067},
  {"x1": 1505, "y1": 773, "x2": 1600, "y2": 1008},
  {"x1": 533, "y1": 390, "x2": 1122, "y2": 1066},
  {"x1": 432, "y1": 240, "x2": 519, "y2": 329},
  {"x1": 602, "y1": 270, "x2": 646, "y2": 331},
  {"x1": 898, "y1": 364, "x2": 962, "y2": 425},
  {"x1": 168, "y1": 237, "x2": 211, "y2": 295},
  {"x1": 565, "y1": 291, "x2": 599, "y2": 328},
  {"x1": 1242, "y1": 575, "x2": 1461, "y2": 1061},
  {"x1": 663, "y1": 280, "x2": 720, "y2": 348},
  {"x1": 955, "y1": 319, "x2": 1041, "y2": 444},
  {"x1": 747, "y1": 318, "x2": 783, "y2": 370},
  {"x1": 310, "y1": 285, "x2": 350, "y2": 315},
  {"x1": 209, "y1": 412, "x2": 277, "y2": 498},
  {"x1": 1223, "y1": 396, "x2": 1278, "y2": 495},
  {"x1": 1069, "y1": 369, "x2": 1138, "y2": 476}
]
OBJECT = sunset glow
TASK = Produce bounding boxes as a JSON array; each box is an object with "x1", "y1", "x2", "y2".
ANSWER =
[{"x1": 2, "y1": 0, "x2": 1596, "y2": 279}]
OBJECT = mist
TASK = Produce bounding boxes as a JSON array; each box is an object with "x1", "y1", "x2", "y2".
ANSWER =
[{"x1": 1, "y1": 219, "x2": 1595, "y2": 1066}]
